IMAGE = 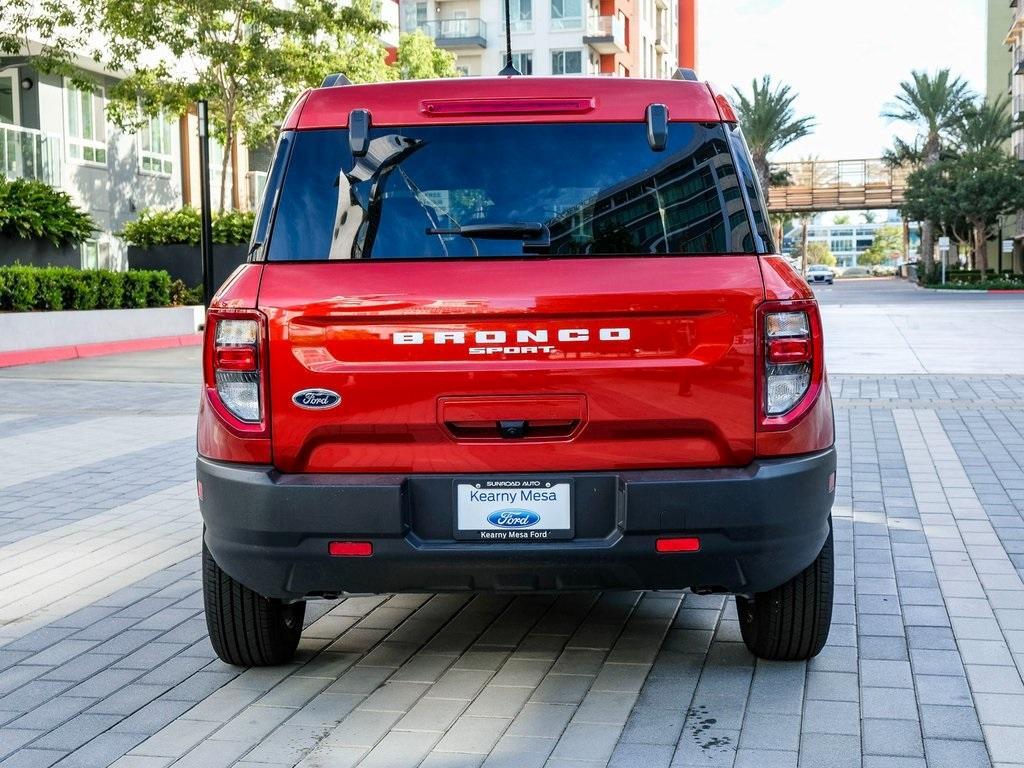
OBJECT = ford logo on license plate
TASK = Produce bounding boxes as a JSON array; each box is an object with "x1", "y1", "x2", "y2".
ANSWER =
[
  {"x1": 487, "y1": 509, "x2": 540, "y2": 528},
  {"x1": 292, "y1": 389, "x2": 341, "y2": 410}
]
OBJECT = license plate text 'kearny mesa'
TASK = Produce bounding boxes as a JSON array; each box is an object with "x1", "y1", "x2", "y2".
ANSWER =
[{"x1": 390, "y1": 327, "x2": 632, "y2": 355}]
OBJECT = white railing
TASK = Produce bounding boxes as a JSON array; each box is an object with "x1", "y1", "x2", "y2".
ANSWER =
[
  {"x1": 585, "y1": 14, "x2": 626, "y2": 46},
  {"x1": 0, "y1": 125, "x2": 62, "y2": 186}
]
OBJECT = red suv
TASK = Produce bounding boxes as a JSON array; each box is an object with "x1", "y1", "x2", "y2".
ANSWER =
[{"x1": 198, "y1": 74, "x2": 836, "y2": 667}]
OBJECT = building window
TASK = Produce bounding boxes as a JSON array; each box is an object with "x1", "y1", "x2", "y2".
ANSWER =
[
  {"x1": 139, "y1": 110, "x2": 174, "y2": 175},
  {"x1": 65, "y1": 80, "x2": 107, "y2": 166},
  {"x1": 550, "y1": 0, "x2": 582, "y2": 30},
  {"x1": 551, "y1": 49, "x2": 583, "y2": 75},
  {"x1": 510, "y1": 0, "x2": 532, "y2": 31},
  {"x1": 456, "y1": 66, "x2": 470, "y2": 77},
  {"x1": 512, "y1": 52, "x2": 533, "y2": 75}
]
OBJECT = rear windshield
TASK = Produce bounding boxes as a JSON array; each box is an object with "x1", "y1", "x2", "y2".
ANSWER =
[{"x1": 265, "y1": 122, "x2": 762, "y2": 261}]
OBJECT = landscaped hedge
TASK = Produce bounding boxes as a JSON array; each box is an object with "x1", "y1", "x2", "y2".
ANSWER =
[
  {"x1": 0, "y1": 177, "x2": 96, "y2": 246},
  {"x1": 121, "y1": 208, "x2": 255, "y2": 248},
  {"x1": 0, "y1": 266, "x2": 186, "y2": 312}
]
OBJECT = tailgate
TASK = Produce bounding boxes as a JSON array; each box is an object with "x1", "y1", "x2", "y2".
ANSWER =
[{"x1": 260, "y1": 256, "x2": 764, "y2": 473}]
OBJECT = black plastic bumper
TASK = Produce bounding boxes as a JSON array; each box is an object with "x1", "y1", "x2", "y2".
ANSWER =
[{"x1": 198, "y1": 448, "x2": 836, "y2": 600}]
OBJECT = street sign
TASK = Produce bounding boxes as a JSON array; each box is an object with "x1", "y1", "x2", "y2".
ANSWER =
[
  {"x1": 938, "y1": 236, "x2": 950, "y2": 249},
  {"x1": 1003, "y1": 239, "x2": 1014, "y2": 254}
]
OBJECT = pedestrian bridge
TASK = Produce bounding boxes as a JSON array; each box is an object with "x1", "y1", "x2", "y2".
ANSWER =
[{"x1": 767, "y1": 159, "x2": 910, "y2": 213}]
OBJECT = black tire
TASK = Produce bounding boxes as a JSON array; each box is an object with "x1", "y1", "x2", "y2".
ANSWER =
[
  {"x1": 736, "y1": 524, "x2": 833, "y2": 661},
  {"x1": 202, "y1": 540, "x2": 305, "y2": 666}
]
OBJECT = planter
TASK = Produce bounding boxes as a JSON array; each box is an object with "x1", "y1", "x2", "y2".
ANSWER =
[
  {"x1": 0, "y1": 235, "x2": 81, "y2": 268},
  {"x1": 127, "y1": 244, "x2": 248, "y2": 288},
  {"x1": 0, "y1": 305, "x2": 205, "y2": 354}
]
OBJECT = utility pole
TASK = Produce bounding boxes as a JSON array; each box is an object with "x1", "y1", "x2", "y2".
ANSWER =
[
  {"x1": 801, "y1": 215, "x2": 809, "y2": 276},
  {"x1": 197, "y1": 100, "x2": 215, "y2": 308}
]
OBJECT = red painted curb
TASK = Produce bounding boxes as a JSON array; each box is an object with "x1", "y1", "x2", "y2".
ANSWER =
[
  {"x1": 988, "y1": 289, "x2": 1024, "y2": 294},
  {"x1": 0, "y1": 333, "x2": 203, "y2": 369}
]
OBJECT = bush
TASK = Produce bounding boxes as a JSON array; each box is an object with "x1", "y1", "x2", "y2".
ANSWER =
[
  {"x1": 0, "y1": 266, "x2": 188, "y2": 312},
  {"x1": 0, "y1": 177, "x2": 96, "y2": 246},
  {"x1": 170, "y1": 279, "x2": 204, "y2": 306},
  {"x1": 121, "y1": 207, "x2": 255, "y2": 247}
]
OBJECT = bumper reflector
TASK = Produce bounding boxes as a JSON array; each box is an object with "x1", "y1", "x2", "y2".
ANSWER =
[
  {"x1": 656, "y1": 537, "x2": 701, "y2": 553},
  {"x1": 329, "y1": 541, "x2": 373, "y2": 557}
]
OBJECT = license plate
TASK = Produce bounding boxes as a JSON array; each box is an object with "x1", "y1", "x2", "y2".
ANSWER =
[{"x1": 454, "y1": 478, "x2": 573, "y2": 541}]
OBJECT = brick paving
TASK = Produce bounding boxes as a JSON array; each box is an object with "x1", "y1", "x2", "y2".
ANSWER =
[{"x1": 1, "y1": 345, "x2": 1024, "y2": 765}]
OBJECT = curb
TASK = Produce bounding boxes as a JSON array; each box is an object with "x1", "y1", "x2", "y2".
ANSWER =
[{"x1": 0, "y1": 333, "x2": 203, "y2": 369}]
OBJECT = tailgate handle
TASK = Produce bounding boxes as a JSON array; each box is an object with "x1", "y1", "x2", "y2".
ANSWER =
[{"x1": 439, "y1": 395, "x2": 586, "y2": 441}]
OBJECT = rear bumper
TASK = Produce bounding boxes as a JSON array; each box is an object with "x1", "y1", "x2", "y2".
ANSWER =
[{"x1": 198, "y1": 448, "x2": 836, "y2": 600}]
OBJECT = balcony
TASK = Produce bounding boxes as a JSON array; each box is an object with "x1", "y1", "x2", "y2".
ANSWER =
[
  {"x1": 417, "y1": 18, "x2": 487, "y2": 49},
  {"x1": 583, "y1": 14, "x2": 627, "y2": 55},
  {"x1": 0, "y1": 124, "x2": 62, "y2": 186}
]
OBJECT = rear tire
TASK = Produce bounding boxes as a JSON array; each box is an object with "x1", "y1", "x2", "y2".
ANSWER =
[
  {"x1": 736, "y1": 524, "x2": 833, "y2": 661},
  {"x1": 202, "y1": 540, "x2": 305, "y2": 666}
]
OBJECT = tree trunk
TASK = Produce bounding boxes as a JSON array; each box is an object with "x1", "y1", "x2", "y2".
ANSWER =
[
  {"x1": 973, "y1": 221, "x2": 988, "y2": 275},
  {"x1": 219, "y1": 122, "x2": 231, "y2": 213},
  {"x1": 918, "y1": 137, "x2": 941, "y2": 281}
]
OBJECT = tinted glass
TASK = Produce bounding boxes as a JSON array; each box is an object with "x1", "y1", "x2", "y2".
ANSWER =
[{"x1": 267, "y1": 122, "x2": 758, "y2": 261}]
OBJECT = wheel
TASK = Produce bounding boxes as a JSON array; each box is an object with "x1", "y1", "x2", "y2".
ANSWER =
[
  {"x1": 202, "y1": 539, "x2": 305, "y2": 666},
  {"x1": 736, "y1": 524, "x2": 833, "y2": 661}
]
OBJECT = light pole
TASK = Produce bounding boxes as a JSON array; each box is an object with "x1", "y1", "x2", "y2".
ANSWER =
[{"x1": 197, "y1": 100, "x2": 215, "y2": 308}]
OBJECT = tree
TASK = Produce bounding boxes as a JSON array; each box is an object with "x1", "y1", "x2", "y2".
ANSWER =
[
  {"x1": 882, "y1": 70, "x2": 973, "y2": 277},
  {"x1": 792, "y1": 240, "x2": 835, "y2": 267},
  {"x1": 859, "y1": 225, "x2": 902, "y2": 266},
  {"x1": 953, "y1": 96, "x2": 1013, "y2": 155},
  {"x1": 731, "y1": 76, "x2": 815, "y2": 198},
  {"x1": 904, "y1": 150, "x2": 1024, "y2": 273},
  {"x1": 862, "y1": 211, "x2": 877, "y2": 224},
  {"x1": 833, "y1": 214, "x2": 851, "y2": 225},
  {"x1": 396, "y1": 31, "x2": 458, "y2": 80}
]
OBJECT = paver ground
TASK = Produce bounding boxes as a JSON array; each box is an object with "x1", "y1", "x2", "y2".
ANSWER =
[{"x1": 1, "y1": 278, "x2": 1023, "y2": 768}]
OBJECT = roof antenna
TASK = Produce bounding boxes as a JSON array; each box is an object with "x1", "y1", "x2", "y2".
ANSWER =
[{"x1": 498, "y1": 0, "x2": 521, "y2": 75}]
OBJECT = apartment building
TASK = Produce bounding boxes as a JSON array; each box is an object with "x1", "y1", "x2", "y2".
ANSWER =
[
  {"x1": 991, "y1": 0, "x2": 1024, "y2": 271},
  {"x1": 0, "y1": 49, "x2": 258, "y2": 270},
  {"x1": 399, "y1": 0, "x2": 697, "y2": 78}
]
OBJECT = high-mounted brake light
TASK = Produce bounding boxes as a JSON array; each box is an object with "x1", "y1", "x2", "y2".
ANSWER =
[{"x1": 420, "y1": 97, "x2": 596, "y2": 117}]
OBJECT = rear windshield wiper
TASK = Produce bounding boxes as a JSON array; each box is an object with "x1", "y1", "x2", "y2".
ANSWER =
[{"x1": 426, "y1": 222, "x2": 549, "y2": 246}]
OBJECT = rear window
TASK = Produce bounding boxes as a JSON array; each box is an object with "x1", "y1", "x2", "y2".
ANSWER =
[{"x1": 266, "y1": 122, "x2": 761, "y2": 261}]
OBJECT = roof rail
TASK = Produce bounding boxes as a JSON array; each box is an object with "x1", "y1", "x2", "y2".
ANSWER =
[
  {"x1": 671, "y1": 68, "x2": 699, "y2": 82},
  {"x1": 320, "y1": 73, "x2": 352, "y2": 88}
]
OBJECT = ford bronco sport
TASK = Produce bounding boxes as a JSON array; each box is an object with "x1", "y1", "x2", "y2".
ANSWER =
[{"x1": 198, "y1": 74, "x2": 836, "y2": 667}]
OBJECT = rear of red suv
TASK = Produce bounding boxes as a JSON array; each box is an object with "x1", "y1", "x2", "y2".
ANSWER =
[{"x1": 197, "y1": 75, "x2": 836, "y2": 667}]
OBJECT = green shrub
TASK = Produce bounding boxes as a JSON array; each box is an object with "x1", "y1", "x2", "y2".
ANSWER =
[
  {"x1": 121, "y1": 271, "x2": 150, "y2": 308},
  {"x1": 95, "y1": 271, "x2": 125, "y2": 309},
  {"x1": 0, "y1": 266, "x2": 182, "y2": 312},
  {"x1": 0, "y1": 177, "x2": 96, "y2": 246},
  {"x1": 0, "y1": 267, "x2": 39, "y2": 312},
  {"x1": 121, "y1": 207, "x2": 255, "y2": 247},
  {"x1": 145, "y1": 270, "x2": 172, "y2": 307},
  {"x1": 170, "y1": 279, "x2": 204, "y2": 306}
]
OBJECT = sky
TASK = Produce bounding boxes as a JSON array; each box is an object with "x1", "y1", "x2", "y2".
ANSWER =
[{"x1": 699, "y1": 0, "x2": 989, "y2": 161}]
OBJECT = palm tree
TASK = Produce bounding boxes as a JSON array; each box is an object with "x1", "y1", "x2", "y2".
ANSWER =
[
  {"x1": 953, "y1": 95, "x2": 1013, "y2": 155},
  {"x1": 862, "y1": 211, "x2": 877, "y2": 224},
  {"x1": 732, "y1": 76, "x2": 815, "y2": 198},
  {"x1": 882, "y1": 69, "x2": 973, "y2": 275}
]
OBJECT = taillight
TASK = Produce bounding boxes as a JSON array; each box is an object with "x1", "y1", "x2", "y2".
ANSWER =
[
  {"x1": 203, "y1": 310, "x2": 268, "y2": 433},
  {"x1": 758, "y1": 301, "x2": 824, "y2": 430},
  {"x1": 764, "y1": 310, "x2": 812, "y2": 416}
]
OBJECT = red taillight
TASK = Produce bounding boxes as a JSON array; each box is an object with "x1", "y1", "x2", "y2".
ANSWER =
[
  {"x1": 329, "y1": 541, "x2": 373, "y2": 557},
  {"x1": 203, "y1": 309, "x2": 268, "y2": 434},
  {"x1": 757, "y1": 300, "x2": 825, "y2": 432},
  {"x1": 214, "y1": 347, "x2": 257, "y2": 371},
  {"x1": 656, "y1": 537, "x2": 701, "y2": 553},
  {"x1": 767, "y1": 338, "x2": 811, "y2": 364}
]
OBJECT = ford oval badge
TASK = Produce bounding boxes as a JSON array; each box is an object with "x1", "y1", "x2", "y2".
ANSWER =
[
  {"x1": 292, "y1": 389, "x2": 341, "y2": 410},
  {"x1": 487, "y1": 509, "x2": 540, "y2": 528}
]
